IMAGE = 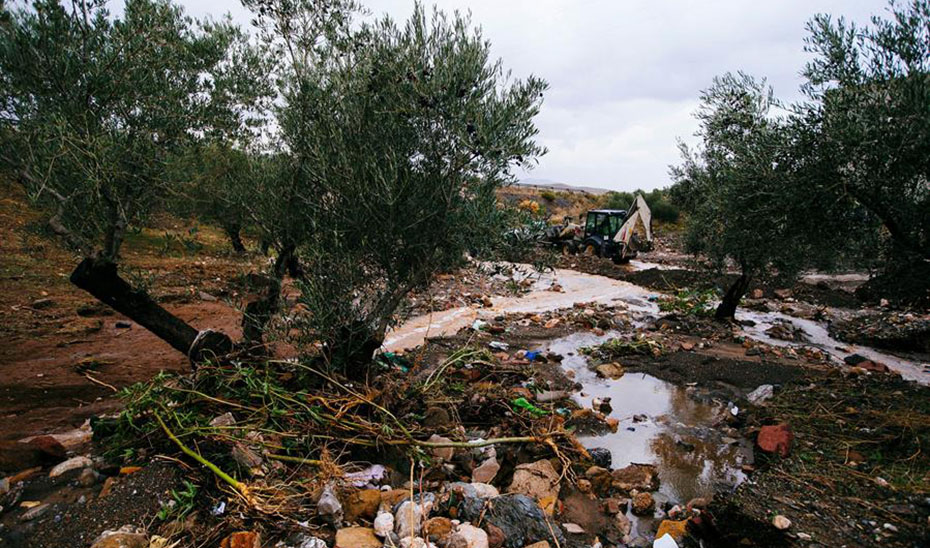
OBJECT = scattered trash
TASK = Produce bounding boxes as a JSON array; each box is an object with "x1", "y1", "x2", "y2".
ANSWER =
[{"x1": 511, "y1": 397, "x2": 548, "y2": 416}]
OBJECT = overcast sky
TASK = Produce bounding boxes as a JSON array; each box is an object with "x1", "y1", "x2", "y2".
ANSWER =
[{"x1": 180, "y1": 0, "x2": 885, "y2": 191}]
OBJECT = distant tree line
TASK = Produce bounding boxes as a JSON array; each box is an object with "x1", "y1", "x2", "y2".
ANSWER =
[
  {"x1": 601, "y1": 188, "x2": 679, "y2": 224},
  {"x1": 670, "y1": 0, "x2": 930, "y2": 317}
]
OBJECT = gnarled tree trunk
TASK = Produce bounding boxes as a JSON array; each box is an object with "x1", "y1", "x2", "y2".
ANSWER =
[
  {"x1": 715, "y1": 272, "x2": 750, "y2": 321},
  {"x1": 224, "y1": 223, "x2": 246, "y2": 254},
  {"x1": 241, "y1": 245, "x2": 294, "y2": 349},
  {"x1": 70, "y1": 257, "x2": 233, "y2": 362}
]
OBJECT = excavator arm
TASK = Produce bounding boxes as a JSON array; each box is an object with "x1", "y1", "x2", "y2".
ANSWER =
[{"x1": 612, "y1": 194, "x2": 653, "y2": 259}]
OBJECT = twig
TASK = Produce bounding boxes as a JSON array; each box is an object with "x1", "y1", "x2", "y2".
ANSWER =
[{"x1": 84, "y1": 372, "x2": 118, "y2": 392}]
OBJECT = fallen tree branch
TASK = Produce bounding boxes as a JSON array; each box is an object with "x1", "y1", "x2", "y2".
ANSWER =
[{"x1": 154, "y1": 411, "x2": 253, "y2": 504}]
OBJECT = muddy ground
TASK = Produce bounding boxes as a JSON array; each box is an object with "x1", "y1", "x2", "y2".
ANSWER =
[{"x1": 1, "y1": 185, "x2": 929, "y2": 547}]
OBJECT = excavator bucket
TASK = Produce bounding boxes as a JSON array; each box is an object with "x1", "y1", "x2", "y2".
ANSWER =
[{"x1": 612, "y1": 194, "x2": 653, "y2": 257}]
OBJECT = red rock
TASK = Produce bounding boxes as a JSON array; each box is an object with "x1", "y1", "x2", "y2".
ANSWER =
[{"x1": 757, "y1": 424, "x2": 793, "y2": 457}]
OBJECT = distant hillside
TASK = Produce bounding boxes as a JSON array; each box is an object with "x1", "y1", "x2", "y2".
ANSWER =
[{"x1": 517, "y1": 178, "x2": 611, "y2": 196}]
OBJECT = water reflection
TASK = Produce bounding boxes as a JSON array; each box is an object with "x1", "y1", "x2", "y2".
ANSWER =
[{"x1": 541, "y1": 332, "x2": 749, "y2": 504}]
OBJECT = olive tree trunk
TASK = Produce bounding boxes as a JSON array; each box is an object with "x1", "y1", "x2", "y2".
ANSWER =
[
  {"x1": 70, "y1": 257, "x2": 233, "y2": 362},
  {"x1": 715, "y1": 272, "x2": 750, "y2": 321}
]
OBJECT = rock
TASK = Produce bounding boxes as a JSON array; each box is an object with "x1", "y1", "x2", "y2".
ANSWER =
[
  {"x1": 78, "y1": 467, "x2": 98, "y2": 487},
  {"x1": 751, "y1": 289, "x2": 764, "y2": 299},
  {"x1": 685, "y1": 497, "x2": 709, "y2": 513},
  {"x1": 772, "y1": 515, "x2": 791, "y2": 530},
  {"x1": 99, "y1": 476, "x2": 119, "y2": 497},
  {"x1": 49, "y1": 456, "x2": 93, "y2": 478},
  {"x1": 562, "y1": 523, "x2": 584, "y2": 534},
  {"x1": 448, "y1": 523, "x2": 488, "y2": 548},
  {"x1": 335, "y1": 527, "x2": 380, "y2": 548},
  {"x1": 374, "y1": 511, "x2": 394, "y2": 537},
  {"x1": 344, "y1": 489, "x2": 381, "y2": 523},
  {"x1": 653, "y1": 533, "x2": 679, "y2": 548},
  {"x1": 585, "y1": 466, "x2": 612, "y2": 494},
  {"x1": 197, "y1": 291, "x2": 217, "y2": 302},
  {"x1": 631, "y1": 492, "x2": 654, "y2": 516},
  {"x1": 616, "y1": 512, "x2": 632, "y2": 536},
  {"x1": 458, "y1": 494, "x2": 564, "y2": 548},
  {"x1": 524, "y1": 543, "x2": 549, "y2": 548},
  {"x1": 428, "y1": 435, "x2": 454, "y2": 461},
  {"x1": 231, "y1": 443, "x2": 263, "y2": 474},
  {"x1": 484, "y1": 524, "x2": 505, "y2": 548},
  {"x1": 32, "y1": 298, "x2": 54, "y2": 309},
  {"x1": 843, "y1": 353, "x2": 869, "y2": 365},
  {"x1": 680, "y1": 341, "x2": 695, "y2": 351},
  {"x1": 317, "y1": 484, "x2": 343, "y2": 524},
  {"x1": 588, "y1": 447, "x2": 612, "y2": 468},
  {"x1": 656, "y1": 520, "x2": 688, "y2": 542},
  {"x1": 746, "y1": 384, "x2": 774, "y2": 405},
  {"x1": 449, "y1": 482, "x2": 499, "y2": 500},
  {"x1": 20, "y1": 503, "x2": 50, "y2": 521},
  {"x1": 400, "y1": 538, "x2": 436, "y2": 548},
  {"x1": 757, "y1": 424, "x2": 793, "y2": 457},
  {"x1": 611, "y1": 464, "x2": 659, "y2": 493},
  {"x1": 209, "y1": 413, "x2": 236, "y2": 427},
  {"x1": 424, "y1": 516, "x2": 453, "y2": 541},
  {"x1": 220, "y1": 532, "x2": 261, "y2": 548},
  {"x1": 423, "y1": 407, "x2": 451, "y2": 427},
  {"x1": 395, "y1": 498, "x2": 433, "y2": 538},
  {"x1": 858, "y1": 360, "x2": 890, "y2": 373},
  {"x1": 292, "y1": 535, "x2": 328, "y2": 548},
  {"x1": 591, "y1": 397, "x2": 612, "y2": 414},
  {"x1": 91, "y1": 526, "x2": 149, "y2": 548},
  {"x1": 595, "y1": 363, "x2": 624, "y2": 380},
  {"x1": 472, "y1": 457, "x2": 500, "y2": 484},
  {"x1": 508, "y1": 460, "x2": 559, "y2": 501}
]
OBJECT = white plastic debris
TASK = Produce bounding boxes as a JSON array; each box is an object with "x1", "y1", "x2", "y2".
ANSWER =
[{"x1": 747, "y1": 384, "x2": 774, "y2": 405}]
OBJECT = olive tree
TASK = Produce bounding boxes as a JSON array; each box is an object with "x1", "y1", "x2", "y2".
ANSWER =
[
  {"x1": 670, "y1": 73, "x2": 808, "y2": 319},
  {"x1": 0, "y1": 0, "x2": 260, "y2": 358},
  {"x1": 239, "y1": 1, "x2": 547, "y2": 371},
  {"x1": 798, "y1": 0, "x2": 930, "y2": 301}
]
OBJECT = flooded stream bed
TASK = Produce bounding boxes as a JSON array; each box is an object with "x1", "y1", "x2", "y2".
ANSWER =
[{"x1": 536, "y1": 332, "x2": 752, "y2": 505}]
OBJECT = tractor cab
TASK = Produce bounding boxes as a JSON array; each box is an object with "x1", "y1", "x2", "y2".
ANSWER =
[{"x1": 584, "y1": 209, "x2": 627, "y2": 241}]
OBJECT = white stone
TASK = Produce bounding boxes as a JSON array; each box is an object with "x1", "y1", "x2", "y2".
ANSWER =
[
  {"x1": 49, "y1": 456, "x2": 93, "y2": 478},
  {"x1": 654, "y1": 533, "x2": 679, "y2": 548},
  {"x1": 449, "y1": 524, "x2": 488, "y2": 548},
  {"x1": 374, "y1": 511, "x2": 394, "y2": 538},
  {"x1": 772, "y1": 515, "x2": 791, "y2": 530}
]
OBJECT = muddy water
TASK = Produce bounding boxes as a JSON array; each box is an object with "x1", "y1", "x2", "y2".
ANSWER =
[
  {"x1": 738, "y1": 309, "x2": 930, "y2": 384},
  {"x1": 538, "y1": 331, "x2": 751, "y2": 505},
  {"x1": 386, "y1": 264, "x2": 929, "y2": 381},
  {"x1": 383, "y1": 266, "x2": 658, "y2": 352}
]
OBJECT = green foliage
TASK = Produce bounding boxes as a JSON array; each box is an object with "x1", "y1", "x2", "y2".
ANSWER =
[
  {"x1": 0, "y1": 0, "x2": 265, "y2": 260},
  {"x1": 239, "y1": 0, "x2": 547, "y2": 370},
  {"x1": 601, "y1": 188, "x2": 679, "y2": 223},
  {"x1": 539, "y1": 190, "x2": 557, "y2": 202},
  {"x1": 671, "y1": 73, "x2": 806, "y2": 280},
  {"x1": 157, "y1": 480, "x2": 198, "y2": 521},
  {"x1": 799, "y1": 0, "x2": 930, "y2": 263},
  {"x1": 580, "y1": 335, "x2": 665, "y2": 360},
  {"x1": 657, "y1": 288, "x2": 718, "y2": 317}
]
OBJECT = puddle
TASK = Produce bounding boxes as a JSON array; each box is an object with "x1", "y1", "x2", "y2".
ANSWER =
[
  {"x1": 538, "y1": 332, "x2": 751, "y2": 507},
  {"x1": 738, "y1": 309, "x2": 930, "y2": 384}
]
